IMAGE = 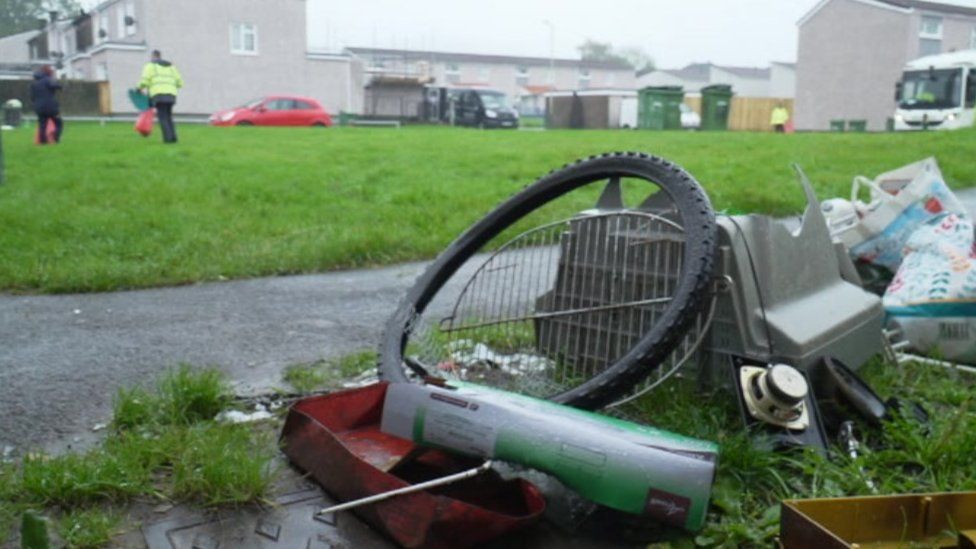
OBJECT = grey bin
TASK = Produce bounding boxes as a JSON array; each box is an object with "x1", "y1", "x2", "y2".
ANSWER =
[{"x1": 2, "y1": 102, "x2": 22, "y2": 128}]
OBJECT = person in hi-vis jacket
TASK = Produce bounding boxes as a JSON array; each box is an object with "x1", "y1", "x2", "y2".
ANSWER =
[{"x1": 139, "y1": 50, "x2": 183, "y2": 144}]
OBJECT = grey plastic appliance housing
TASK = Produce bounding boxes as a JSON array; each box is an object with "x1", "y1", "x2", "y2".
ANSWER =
[{"x1": 700, "y1": 177, "x2": 884, "y2": 383}]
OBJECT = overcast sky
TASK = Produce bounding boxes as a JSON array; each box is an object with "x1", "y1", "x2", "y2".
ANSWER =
[
  {"x1": 305, "y1": 0, "x2": 976, "y2": 67},
  {"x1": 306, "y1": 0, "x2": 817, "y2": 68}
]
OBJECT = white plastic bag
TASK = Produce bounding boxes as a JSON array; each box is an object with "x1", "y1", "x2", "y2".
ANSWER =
[
  {"x1": 827, "y1": 158, "x2": 966, "y2": 272},
  {"x1": 884, "y1": 213, "x2": 976, "y2": 364}
]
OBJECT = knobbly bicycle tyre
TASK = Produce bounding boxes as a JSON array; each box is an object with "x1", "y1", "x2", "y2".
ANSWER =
[{"x1": 378, "y1": 152, "x2": 718, "y2": 410}]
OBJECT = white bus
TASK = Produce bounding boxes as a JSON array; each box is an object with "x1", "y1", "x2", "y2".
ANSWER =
[{"x1": 894, "y1": 50, "x2": 976, "y2": 131}]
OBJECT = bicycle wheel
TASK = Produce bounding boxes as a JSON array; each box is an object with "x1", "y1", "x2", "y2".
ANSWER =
[{"x1": 379, "y1": 152, "x2": 717, "y2": 409}]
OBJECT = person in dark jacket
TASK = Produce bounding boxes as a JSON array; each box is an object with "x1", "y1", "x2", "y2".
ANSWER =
[
  {"x1": 138, "y1": 50, "x2": 183, "y2": 144},
  {"x1": 30, "y1": 65, "x2": 63, "y2": 144}
]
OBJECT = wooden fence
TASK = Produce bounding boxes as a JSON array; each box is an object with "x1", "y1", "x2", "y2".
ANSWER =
[
  {"x1": 0, "y1": 79, "x2": 111, "y2": 115},
  {"x1": 684, "y1": 96, "x2": 793, "y2": 132}
]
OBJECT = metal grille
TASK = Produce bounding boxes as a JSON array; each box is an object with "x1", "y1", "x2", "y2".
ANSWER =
[{"x1": 405, "y1": 210, "x2": 693, "y2": 399}]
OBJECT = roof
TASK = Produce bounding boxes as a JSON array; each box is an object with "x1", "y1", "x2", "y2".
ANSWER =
[
  {"x1": 0, "y1": 29, "x2": 40, "y2": 44},
  {"x1": 877, "y1": 0, "x2": 976, "y2": 16},
  {"x1": 521, "y1": 84, "x2": 556, "y2": 95},
  {"x1": 661, "y1": 63, "x2": 711, "y2": 81},
  {"x1": 345, "y1": 47, "x2": 633, "y2": 71},
  {"x1": 799, "y1": 0, "x2": 976, "y2": 26},
  {"x1": 713, "y1": 66, "x2": 771, "y2": 79},
  {"x1": 658, "y1": 62, "x2": 772, "y2": 81}
]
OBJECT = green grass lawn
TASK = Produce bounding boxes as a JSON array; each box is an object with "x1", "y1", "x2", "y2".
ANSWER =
[{"x1": 2, "y1": 123, "x2": 976, "y2": 293}]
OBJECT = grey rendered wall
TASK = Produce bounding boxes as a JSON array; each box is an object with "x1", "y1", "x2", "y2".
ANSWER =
[
  {"x1": 709, "y1": 67, "x2": 769, "y2": 97},
  {"x1": 306, "y1": 56, "x2": 363, "y2": 114},
  {"x1": 135, "y1": 0, "x2": 356, "y2": 115},
  {"x1": 795, "y1": 0, "x2": 911, "y2": 130},
  {"x1": 769, "y1": 64, "x2": 796, "y2": 98},
  {"x1": 93, "y1": 48, "x2": 147, "y2": 113},
  {"x1": 0, "y1": 31, "x2": 33, "y2": 64}
]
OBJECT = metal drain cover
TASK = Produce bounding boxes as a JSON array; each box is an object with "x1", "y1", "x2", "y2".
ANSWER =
[{"x1": 142, "y1": 488, "x2": 393, "y2": 549}]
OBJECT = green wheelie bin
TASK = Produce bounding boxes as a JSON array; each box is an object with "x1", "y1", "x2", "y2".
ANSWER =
[
  {"x1": 700, "y1": 84, "x2": 734, "y2": 131},
  {"x1": 638, "y1": 86, "x2": 684, "y2": 130}
]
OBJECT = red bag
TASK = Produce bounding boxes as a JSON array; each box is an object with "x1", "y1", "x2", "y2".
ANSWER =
[
  {"x1": 33, "y1": 119, "x2": 57, "y2": 145},
  {"x1": 135, "y1": 108, "x2": 155, "y2": 137}
]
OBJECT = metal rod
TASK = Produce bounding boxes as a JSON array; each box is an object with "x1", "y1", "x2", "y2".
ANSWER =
[
  {"x1": 316, "y1": 460, "x2": 493, "y2": 516},
  {"x1": 444, "y1": 296, "x2": 673, "y2": 333},
  {"x1": 896, "y1": 353, "x2": 976, "y2": 375}
]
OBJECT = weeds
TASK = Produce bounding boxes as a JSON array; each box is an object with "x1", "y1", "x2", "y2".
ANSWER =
[
  {"x1": 20, "y1": 449, "x2": 151, "y2": 507},
  {"x1": 628, "y1": 358, "x2": 976, "y2": 547},
  {"x1": 156, "y1": 365, "x2": 230, "y2": 425},
  {"x1": 0, "y1": 366, "x2": 274, "y2": 546},
  {"x1": 58, "y1": 508, "x2": 121, "y2": 549},
  {"x1": 283, "y1": 350, "x2": 377, "y2": 392},
  {"x1": 170, "y1": 424, "x2": 275, "y2": 506}
]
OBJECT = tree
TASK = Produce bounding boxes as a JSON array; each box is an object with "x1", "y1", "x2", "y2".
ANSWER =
[
  {"x1": 0, "y1": 0, "x2": 81, "y2": 39},
  {"x1": 577, "y1": 39, "x2": 655, "y2": 72},
  {"x1": 618, "y1": 46, "x2": 655, "y2": 74}
]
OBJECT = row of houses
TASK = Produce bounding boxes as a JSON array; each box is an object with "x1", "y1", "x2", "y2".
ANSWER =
[
  {"x1": 0, "y1": 0, "x2": 639, "y2": 117},
  {"x1": 0, "y1": 0, "x2": 792, "y2": 121},
  {"x1": 2, "y1": 0, "x2": 973, "y2": 130},
  {"x1": 0, "y1": 0, "x2": 363, "y2": 116}
]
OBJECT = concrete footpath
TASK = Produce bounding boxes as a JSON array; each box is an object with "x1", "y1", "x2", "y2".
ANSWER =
[{"x1": 0, "y1": 261, "x2": 428, "y2": 453}]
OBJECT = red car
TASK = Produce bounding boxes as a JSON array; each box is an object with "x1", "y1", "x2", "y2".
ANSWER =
[{"x1": 209, "y1": 95, "x2": 333, "y2": 127}]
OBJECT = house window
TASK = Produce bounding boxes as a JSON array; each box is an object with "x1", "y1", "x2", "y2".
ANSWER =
[
  {"x1": 98, "y1": 12, "x2": 109, "y2": 43},
  {"x1": 920, "y1": 15, "x2": 943, "y2": 38},
  {"x1": 230, "y1": 23, "x2": 258, "y2": 55},
  {"x1": 919, "y1": 15, "x2": 942, "y2": 56},
  {"x1": 124, "y1": 1, "x2": 137, "y2": 36},
  {"x1": 516, "y1": 65, "x2": 529, "y2": 86},
  {"x1": 578, "y1": 68, "x2": 591, "y2": 90},
  {"x1": 445, "y1": 62, "x2": 460, "y2": 84}
]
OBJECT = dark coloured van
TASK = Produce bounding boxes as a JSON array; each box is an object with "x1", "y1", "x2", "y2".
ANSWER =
[{"x1": 454, "y1": 89, "x2": 519, "y2": 129}]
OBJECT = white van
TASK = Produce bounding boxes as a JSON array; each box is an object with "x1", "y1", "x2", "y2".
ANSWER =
[{"x1": 894, "y1": 50, "x2": 976, "y2": 131}]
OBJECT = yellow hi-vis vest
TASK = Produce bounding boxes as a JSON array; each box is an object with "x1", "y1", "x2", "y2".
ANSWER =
[
  {"x1": 770, "y1": 107, "x2": 790, "y2": 126},
  {"x1": 139, "y1": 62, "x2": 183, "y2": 97}
]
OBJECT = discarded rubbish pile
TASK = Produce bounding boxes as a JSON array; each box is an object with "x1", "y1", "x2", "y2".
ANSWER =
[
  {"x1": 824, "y1": 157, "x2": 976, "y2": 368},
  {"x1": 379, "y1": 152, "x2": 889, "y2": 453},
  {"x1": 282, "y1": 152, "x2": 947, "y2": 545}
]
